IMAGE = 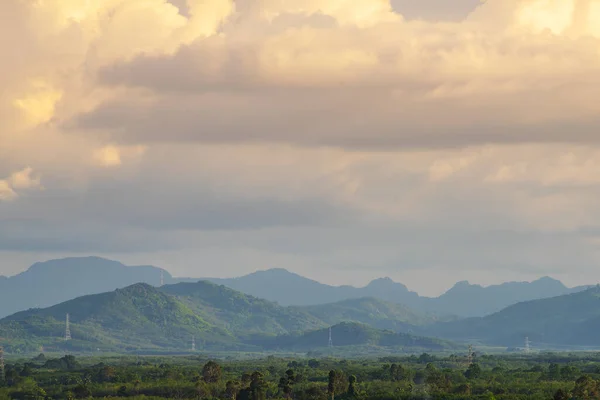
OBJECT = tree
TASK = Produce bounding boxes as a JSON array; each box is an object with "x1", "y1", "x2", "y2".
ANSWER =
[
  {"x1": 249, "y1": 371, "x2": 268, "y2": 400},
  {"x1": 553, "y1": 388, "x2": 569, "y2": 400},
  {"x1": 225, "y1": 380, "x2": 241, "y2": 400},
  {"x1": 347, "y1": 375, "x2": 357, "y2": 397},
  {"x1": 328, "y1": 370, "x2": 345, "y2": 400},
  {"x1": 279, "y1": 369, "x2": 296, "y2": 399},
  {"x1": 328, "y1": 371, "x2": 336, "y2": 400},
  {"x1": 573, "y1": 375, "x2": 599, "y2": 400},
  {"x1": 455, "y1": 383, "x2": 471, "y2": 395},
  {"x1": 413, "y1": 371, "x2": 425, "y2": 385},
  {"x1": 464, "y1": 363, "x2": 482, "y2": 380},
  {"x1": 18, "y1": 378, "x2": 46, "y2": 400},
  {"x1": 549, "y1": 363, "x2": 561, "y2": 381},
  {"x1": 117, "y1": 385, "x2": 128, "y2": 397},
  {"x1": 390, "y1": 363, "x2": 406, "y2": 381},
  {"x1": 202, "y1": 361, "x2": 222, "y2": 384}
]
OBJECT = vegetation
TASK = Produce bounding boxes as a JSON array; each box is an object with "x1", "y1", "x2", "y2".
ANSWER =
[
  {"x1": 0, "y1": 284, "x2": 457, "y2": 354},
  {"x1": 431, "y1": 286, "x2": 600, "y2": 347},
  {"x1": 2, "y1": 352, "x2": 600, "y2": 399}
]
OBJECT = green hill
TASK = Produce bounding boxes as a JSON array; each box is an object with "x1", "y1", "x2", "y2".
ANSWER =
[
  {"x1": 430, "y1": 286, "x2": 600, "y2": 347},
  {"x1": 162, "y1": 282, "x2": 438, "y2": 335},
  {"x1": 0, "y1": 281, "x2": 457, "y2": 354},
  {"x1": 250, "y1": 322, "x2": 460, "y2": 351},
  {"x1": 160, "y1": 281, "x2": 325, "y2": 338},
  {"x1": 295, "y1": 297, "x2": 450, "y2": 332},
  {"x1": 0, "y1": 283, "x2": 234, "y2": 353}
]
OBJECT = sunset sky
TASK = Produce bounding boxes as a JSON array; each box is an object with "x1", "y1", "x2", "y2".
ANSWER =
[{"x1": 2, "y1": 0, "x2": 600, "y2": 295}]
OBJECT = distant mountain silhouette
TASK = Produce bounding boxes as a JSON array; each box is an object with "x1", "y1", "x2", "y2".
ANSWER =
[
  {"x1": 428, "y1": 276, "x2": 589, "y2": 316},
  {"x1": 205, "y1": 269, "x2": 590, "y2": 317},
  {"x1": 0, "y1": 257, "x2": 172, "y2": 318},
  {"x1": 428, "y1": 286, "x2": 600, "y2": 347},
  {"x1": 205, "y1": 270, "x2": 423, "y2": 309},
  {"x1": 0, "y1": 257, "x2": 593, "y2": 319}
]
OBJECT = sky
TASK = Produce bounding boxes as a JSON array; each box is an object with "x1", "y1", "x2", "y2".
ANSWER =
[{"x1": 2, "y1": 0, "x2": 600, "y2": 296}]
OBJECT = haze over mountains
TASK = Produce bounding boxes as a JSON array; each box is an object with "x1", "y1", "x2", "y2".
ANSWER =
[
  {"x1": 0, "y1": 257, "x2": 591, "y2": 319},
  {"x1": 0, "y1": 257, "x2": 172, "y2": 318},
  {"x1": 429, "y1": 286, "x2": 600, "y2": 348},
  {"x1": 3, "y1": 275, "x2": 600, "y2": 354},
  {"x1": 0, "y1": 281, "x2": 454, "y2": 354},
  {"x1": 205, "y1": 269, "x2": 590, "y2": 317}
]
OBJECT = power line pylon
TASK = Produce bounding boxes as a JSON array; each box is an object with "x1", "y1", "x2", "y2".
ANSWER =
[
  {"x1": 191, "y1": 336, "x2": 196, "y2": 352},
  {"x1": 160, "y1": 271, "x2": 164, "y2": 287},
  {"x1": 525, "y1": 337, "x2": 531, "y2": 354},
  {"x1": 328, "y1": 327, "x2": 333, "y2": 347},
  {"x1": 65, "y1": 313, "x2": 71, "y2": 341},
  {"x1": 467, "y1": 344, "x2": 474, "y2": 366}
]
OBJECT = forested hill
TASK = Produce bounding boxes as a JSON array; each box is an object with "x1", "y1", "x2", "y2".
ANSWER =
[
  {"x1": 161, "y1": 281, "x2": 439, "y2": 337},
  {"x1": 0, "y1": 257, "x2": 172, "y2": 318},
  {"x1": 249, "y1": 322, "x2": 461, "y2": 351},
  {"x1": 0, "y1": 282, "x2": 458, "y2": 354},
  {"x1": 0, "y1": 283, "x2": 232, "y2": 353},
  {"x1": 429, "y1": 285, "x2": 600, "y2": 347}
]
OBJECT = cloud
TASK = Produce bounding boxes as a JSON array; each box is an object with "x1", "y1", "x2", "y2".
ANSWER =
[
  {"x1": 0, "y1": 168, "x2": 42, "y2": 202},
  {"x1": 4, "y1": 0, "x2": 600, "y2": 291},
  {"x1": 0, "y1": 181, "x2": 17, "y2": 202},
  {"x1": 70, "y1": 0, "x2": 600, "y2": 150}
]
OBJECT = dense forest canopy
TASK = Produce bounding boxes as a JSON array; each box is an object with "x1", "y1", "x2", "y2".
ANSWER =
[{"x1": 1, "y1": 352, "x2": 600, "y2": 399}]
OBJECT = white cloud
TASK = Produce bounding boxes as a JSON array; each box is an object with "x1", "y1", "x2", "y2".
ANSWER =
[
  {"x1": 0, "y1": 167, "x2": 42, "y2": 201},
  {"x1": 3, "y1": 0, "x2": 600, "y2": 288},
  {"x1": 0, "y1": 181, "x2": 17, "y2": 201}
]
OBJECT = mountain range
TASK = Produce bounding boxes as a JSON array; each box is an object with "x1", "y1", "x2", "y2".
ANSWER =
[
  {"x1": 0, "y1": 257, "x2": 172, "y2": 318},
  {"x1": 427, "y1": 285, "x2": 600, "y2": 348},
  {"x1": 0, "y1": 281, "x2": 454, "y2": 354},
  {"x1": 2, "y1": 265, "x2": 600, "y2": 353},
  {"x1": 203, "y1": 268, "x2": 590, "y2": 317},
  {"x1": 0, "y1": 257, "x2": 592, "y2": 319}
]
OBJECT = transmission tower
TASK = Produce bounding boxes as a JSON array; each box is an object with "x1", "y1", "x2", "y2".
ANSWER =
[
  {"x1": 65, "y1": 313, "x2": 72, "y2": 341},
  {"x1": 191, "y1": 336, "x2": 196, "y2": 352},
  {"x1": 328, "y1": 327, "x2": 333, "y2": 347},
  {"x1": 0, "y1": 346, "x2": 5, "y2": 383},
  {"x1": 160, "y1": 270, "x2": 164, "y2": 286},
  {"x1": 524, "y1": 337, "x2": 531, "y2": 354},
  {"x1": 467, "y1": 344, "x2": 473, "y2": 366}
]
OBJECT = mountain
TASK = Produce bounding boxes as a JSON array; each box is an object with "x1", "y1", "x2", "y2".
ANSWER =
[
  {"x1": 429, "y1": 285, "x2": 600, "y2": 347},
  {"x1": 0, "y1": 257, "x2": 173, "y2": 318},
  {"x1": 160, "y1": 281, "x2": 325, "y2": 338},
  {"x1": 205, "y1": 269, "x2": 360, "y2": 306},
  {"x1": 205, "y1": 269, "x2": 589, "y2": 317},
  {"x1": 427, "y1": 277, "x2": 584, "y2": 316},
  {"x1": 1, "y1": 257, "x2": 593, "y2": 319},
  {"x1": 294, "y1": 297, "x2": 453, "y2": 332},
  {"x1": 205, "y1": 270, "x2": 424, "y2": 309},
  {"x1": 0, "y1": 282, "x2": 454, "y2": 354},
  {"x1": 0, "y1": 283, "x2": 234, "y2": 353},
  {"x1": 161, "y1": 281, "x2": 440, "y2": 337},
  {"x1": 250, "y1": 322, "x2": 460, "y2": 351}
]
